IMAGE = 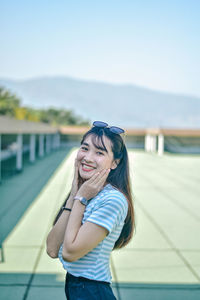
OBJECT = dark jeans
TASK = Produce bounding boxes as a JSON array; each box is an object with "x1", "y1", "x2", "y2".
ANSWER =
[{"x1": 65, "y1": 272, "x2": 117, "y2": 300}]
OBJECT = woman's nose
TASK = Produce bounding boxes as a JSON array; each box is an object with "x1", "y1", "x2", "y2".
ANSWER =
[{"x1": 83, "y1": 151, "x2": 94, "y2": 162}]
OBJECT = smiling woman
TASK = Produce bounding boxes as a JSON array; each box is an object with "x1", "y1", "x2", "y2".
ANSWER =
[
  {"x1": 78, "y1": 135, "x2": 117, "y2": 180},
  {"x1": 46, "y1": 121, "x2": 135, "y2": 300}
]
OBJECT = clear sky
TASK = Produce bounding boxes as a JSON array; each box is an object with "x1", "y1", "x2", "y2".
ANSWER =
[{"x1": 1, "y1": 0, "x2": 200, "y2": 97}]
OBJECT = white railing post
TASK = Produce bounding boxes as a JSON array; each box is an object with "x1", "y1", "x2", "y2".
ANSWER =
[
  {"x1": 16, "y1": 134, "x2": 23, "y2": 171},
  {"x1": 145, "y1": 134, "x2": 151, "y2": 152},
  {"x1": 52, "y1": 133, "x2": 60, "y2": 150},
  {"x1": 39, "y1": 134, "x2": 44, "y2": 157},
  {"x1": 46, "y1": 135, "x2": 51, "y2": 153},
  {"x1": 30, "y1": 134, "x2": 36, "y2": 162},
  {"x1": 56, "y1": 133, "x2": 60, "y2": 149},
  {"x1": 151, "y1": 135, "x2": 157, "y2": 152},
  {"x1": 52, "y1": 134, "x2": 56, "y2": 150},
  {"x1": 158, "y1": 134, "x2": 164, "y2": 156}
]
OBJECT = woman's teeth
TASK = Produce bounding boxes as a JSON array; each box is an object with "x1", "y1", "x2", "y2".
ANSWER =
[{"x1": 82, "y1": 164, "x2": 95, "y2": 170}]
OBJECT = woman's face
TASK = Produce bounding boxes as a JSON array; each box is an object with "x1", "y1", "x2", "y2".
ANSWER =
[{"x1": 76, "y1": 134, "x2": 117, "y2": 181}]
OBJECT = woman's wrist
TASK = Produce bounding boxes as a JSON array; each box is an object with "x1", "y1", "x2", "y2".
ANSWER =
[
  {"x1": 69, "y1": 191, "x2": 77, "y2": 199},
  {"x1": 64, "y1": 194, "x2": 74, "y2": 209}
]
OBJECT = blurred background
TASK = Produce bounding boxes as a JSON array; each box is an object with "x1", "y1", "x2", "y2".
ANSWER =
[{"x1": 0, "y1": 1, "x2": 200, "y2": 299}]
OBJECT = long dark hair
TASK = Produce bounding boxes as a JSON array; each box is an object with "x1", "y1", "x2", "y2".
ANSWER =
[{"x1": 53, "y1": 126, "x2": 135, "y2": 250}]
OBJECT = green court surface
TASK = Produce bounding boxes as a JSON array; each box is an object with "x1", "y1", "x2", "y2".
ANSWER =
[{"x1": 0, "y1": 149, "x2": 200, "y2": 300}]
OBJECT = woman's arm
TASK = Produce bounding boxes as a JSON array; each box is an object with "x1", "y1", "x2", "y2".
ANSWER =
[
  {"x1": 46, "y1": 159, "x2": 80, "y2": 258},
  {"x1": 62, "y1": 199, "x2": 108, "y2": 262},
  {"x1": 62, "y1": 168, "x2": 110, "y2": 262},
  {"x1": 46, "y1": 194, "x2": 74, "y2": 258}
]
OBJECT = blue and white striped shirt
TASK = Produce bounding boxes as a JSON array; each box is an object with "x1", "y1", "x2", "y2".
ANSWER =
[{"x1": 58, "y1": 183, "x2": 128, "y2": 283}]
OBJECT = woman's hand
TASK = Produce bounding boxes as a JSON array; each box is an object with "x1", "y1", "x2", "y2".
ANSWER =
[
  {"x1": 75, "y1": 168, "x2": 111, "y2": 200},
  {"x1": 70, "y1": 158, "x2": 82, "y2": 198}
]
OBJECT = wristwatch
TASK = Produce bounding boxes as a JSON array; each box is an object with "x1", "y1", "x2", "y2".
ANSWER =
[{"x1": 74, "y1": 196, "x2": 88, "y2": 206}]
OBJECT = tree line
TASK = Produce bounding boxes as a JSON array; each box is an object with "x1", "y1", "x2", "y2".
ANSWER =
[{"x1": 0, "y1": 86, "x2": 90, "y2": 126}]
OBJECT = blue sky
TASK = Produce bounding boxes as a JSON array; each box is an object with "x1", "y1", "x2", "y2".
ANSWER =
[{"x1": 1, "y1": 0, "x2": 200, "y2": 97}]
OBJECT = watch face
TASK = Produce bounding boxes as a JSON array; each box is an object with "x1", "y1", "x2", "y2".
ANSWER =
[{"x1": 80, "y1": 197, "x2": 88, "y2": 206}]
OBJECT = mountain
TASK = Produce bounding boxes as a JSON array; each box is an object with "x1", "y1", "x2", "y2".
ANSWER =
[{"x1": 0, "y1": 76, "x2": 200, "y2": 128}]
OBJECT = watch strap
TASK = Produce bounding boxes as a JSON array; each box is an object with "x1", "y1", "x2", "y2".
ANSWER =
[{"x1": 74, "y1": 196, "x2": 88, "y2": 206}]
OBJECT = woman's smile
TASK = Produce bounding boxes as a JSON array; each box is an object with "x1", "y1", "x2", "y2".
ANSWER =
[{"x1": 81, "y1": 163, "x2": 96, "y2": 172}]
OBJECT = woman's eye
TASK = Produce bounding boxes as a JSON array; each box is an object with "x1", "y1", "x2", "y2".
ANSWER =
[
  {"x1": 97, "y1": 152, "x2": 104, "y2": 155},
  {"x1": 81, "y1": 147, "x2": 88, "y2": 151}
]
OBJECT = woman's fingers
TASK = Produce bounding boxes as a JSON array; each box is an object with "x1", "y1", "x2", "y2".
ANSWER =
[
  {"x1": 92, "y1": 168, "x2": 110, "y2": 186},
  {"x1": 72, "y1": 158, "x2": 80, "y2": 189},
  {"x1": 75, "y1": 158, "x2": 80, "y2": 175},
  {"x1": 86, "y1": 170, "x2": 101, "y2": 184},
  {"x1": 76, "y1": 168, "x2": 111, "y2": 200},
  {"x1": 82, "y1": 168, "x2": 110, "y2": 187},
  {"x1": 74, "y1": 158, "x2": 79, "y2": 170},
  {"x1": 94, "y1": 169, "x2": 110, "y2": 192}
]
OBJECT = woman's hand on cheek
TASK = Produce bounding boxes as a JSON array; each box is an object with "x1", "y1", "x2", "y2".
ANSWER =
[
  {"x1": 70, "y1": 158, "x2": 81, "y2": 198},
  {"x1": 75, "y1": 168, "x2": 111, "y2": 200}
]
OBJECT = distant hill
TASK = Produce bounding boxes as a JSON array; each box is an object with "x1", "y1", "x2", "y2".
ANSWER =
[{"x1": 0, "y1": 76, "x2": 200, "y2": 128}]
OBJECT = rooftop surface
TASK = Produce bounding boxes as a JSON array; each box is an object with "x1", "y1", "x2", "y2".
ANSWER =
[{"x1": 0, "y1": 148, "x2": 200, "y2": 300}]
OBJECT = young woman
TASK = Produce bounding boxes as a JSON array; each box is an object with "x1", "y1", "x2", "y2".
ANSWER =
[{"x1": 46, "y1": 121, "x2": 135, "y2": 300}]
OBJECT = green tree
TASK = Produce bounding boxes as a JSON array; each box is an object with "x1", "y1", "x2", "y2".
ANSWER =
[
  {"x1": 0, "y1": 86, "x2": 20, "y2": 116},
  {"x1": 0, "y1": 86, "x2": 90, "y2": 126},
  {"x1": 38, "y1": 107, "x2": 90, "y2": 126}
]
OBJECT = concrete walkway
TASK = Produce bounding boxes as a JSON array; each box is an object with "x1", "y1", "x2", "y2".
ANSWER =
[{"x1": 0, "y1": 149, "x2": 200, "y2": 299}]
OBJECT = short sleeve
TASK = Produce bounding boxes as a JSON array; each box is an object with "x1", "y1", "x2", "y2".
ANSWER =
[{"x1": 86, "y1": 192, "x2": 128, "y2": 234}]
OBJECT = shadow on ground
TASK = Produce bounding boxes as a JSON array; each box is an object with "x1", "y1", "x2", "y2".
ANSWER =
[
  {"x1": 0, "y1": 148, "x2": 71, "y2": 250},
  {"x1": 0, "y1": 273, "x2": 200, "y2": 300}
]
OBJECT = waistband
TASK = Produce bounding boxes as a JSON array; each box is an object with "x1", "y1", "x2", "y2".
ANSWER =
[{"x1": 66, "y1": 272, "x2": 110, "y2": 285}]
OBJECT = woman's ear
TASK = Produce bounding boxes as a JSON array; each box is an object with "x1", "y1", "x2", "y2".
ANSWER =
[{"x1": 111, "y1": 159, "x2": 120, "y2": 170}]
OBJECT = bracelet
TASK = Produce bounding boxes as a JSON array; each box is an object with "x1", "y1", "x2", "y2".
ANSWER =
[{"x1": 62, "y1": 206, "x2": 72, "y2": 212}]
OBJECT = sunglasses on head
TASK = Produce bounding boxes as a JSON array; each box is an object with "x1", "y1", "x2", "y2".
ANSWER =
[{"x1": 93, "y1": 121, "x2": 125, "y2": 135}]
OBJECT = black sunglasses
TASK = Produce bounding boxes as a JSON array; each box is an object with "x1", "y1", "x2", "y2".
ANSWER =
[{"x1": 93, "y1": 121, "x2": 125, "y2": 134}]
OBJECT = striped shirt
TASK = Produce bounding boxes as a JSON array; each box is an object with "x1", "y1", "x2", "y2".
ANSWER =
[{"x1": 58, "y1": 183, "x2": 128, "y2": 283}]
